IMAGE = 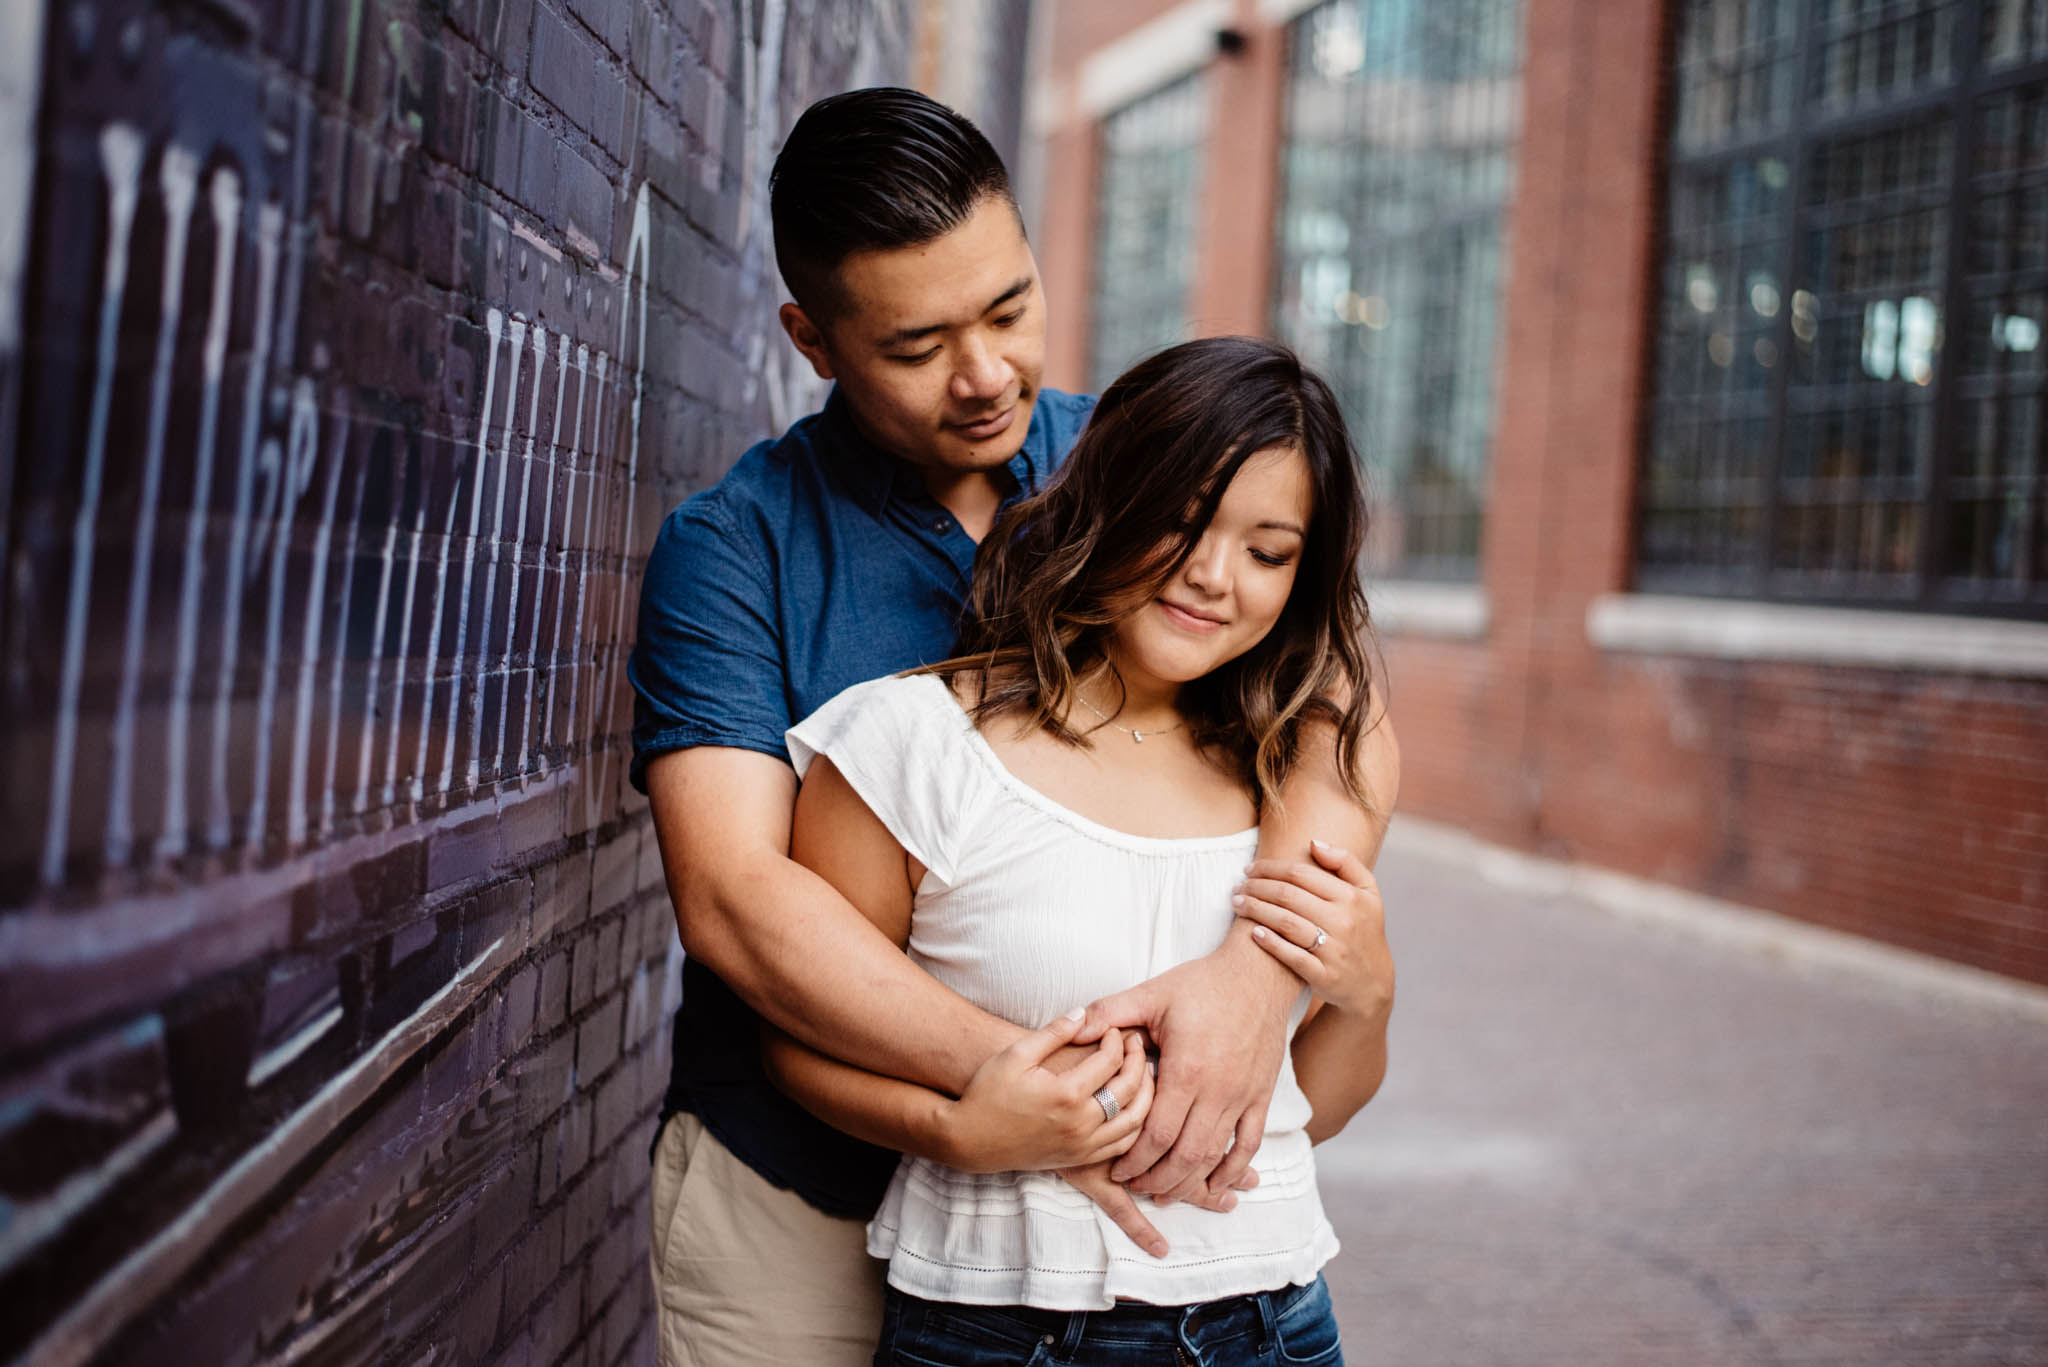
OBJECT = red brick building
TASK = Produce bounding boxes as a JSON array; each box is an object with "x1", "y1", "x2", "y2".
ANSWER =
[{"x1": 1027, "y1": 0, "x2": 2048, "y2": 985}]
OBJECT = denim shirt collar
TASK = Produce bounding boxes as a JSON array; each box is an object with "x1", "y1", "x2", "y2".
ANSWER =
[{"x1": 822, "y1": 386, "x2": 1048, "y2": 521}]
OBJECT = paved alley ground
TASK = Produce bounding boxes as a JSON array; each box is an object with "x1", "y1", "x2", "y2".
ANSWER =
[{"x1": 1315, "y1": 829, "x2": 2048, "y2": 1366}]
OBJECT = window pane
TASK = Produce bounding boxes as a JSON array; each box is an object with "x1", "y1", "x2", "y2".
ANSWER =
[
  {"x1": 1777, "y1": 120, "x2": 1950, "y2": 588},
  {"x1": 1089, "y1": 74, "x2": 1210, "y2": 391},
  {"x1": 1949, "y1": 77, "x2": 2048, "y2": 589},
  {"x1": 1673, "y1": 0, "x2": 1803, "y2": 151},
  {"x1": 1810, "y1": 0, "x2": 1958, "y2": 117},
  {"x1": 1272, "y1": 0, "x2": 1523, "y2": 581},
  {"x1": 1983, "y1": 0, "x2": 2048, "y2": 68},
  {"x1": 1642, "y1": 0, "x2": 2048, "y2": 615}
]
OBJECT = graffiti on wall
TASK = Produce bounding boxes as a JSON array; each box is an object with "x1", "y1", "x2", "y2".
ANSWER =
[{"x1": 0, "y1": 0, "x2": 929, "y2": 1358}]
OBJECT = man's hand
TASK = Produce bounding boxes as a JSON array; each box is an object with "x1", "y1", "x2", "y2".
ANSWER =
[
  {"x1": 1057, "y1": 1158, "x2": 1241, "y2": 1260},
  {"x1": 1077, "y1": 937, "x2": 1300, "y2": 1202},
  {"x1": 1236, "y1": 839, "x2": 1393, "y2": 1022}
]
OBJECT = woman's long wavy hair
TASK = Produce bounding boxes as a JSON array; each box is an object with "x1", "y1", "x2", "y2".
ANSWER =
[{"x1": 927, "y1": 335, "x2": 1376, "y2": 813}]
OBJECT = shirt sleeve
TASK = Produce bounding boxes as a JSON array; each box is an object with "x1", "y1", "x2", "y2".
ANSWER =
[
  {"x1": 785, "y1": 677, "x2": 985, "y2": 887},
  {"x1": 628, "y1": 496, "x2": 789, "y2": 792}
]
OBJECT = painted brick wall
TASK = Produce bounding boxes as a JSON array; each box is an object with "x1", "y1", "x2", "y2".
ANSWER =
[{"x1": 0, "y1": 0, "x2": 916, "y2": 1361}]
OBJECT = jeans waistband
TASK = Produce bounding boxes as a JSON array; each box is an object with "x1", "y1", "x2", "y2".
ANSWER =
[{"x1": 887, "y1": 1281, "x2": 1318, "y2": 1358}]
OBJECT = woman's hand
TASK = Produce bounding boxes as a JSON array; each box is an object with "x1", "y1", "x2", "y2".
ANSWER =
[
  {"x1": 1235, "y1": 839, "x2": 1393, "y2": 1022},
  {"x1": 940, "y1": 1012, "x2": 1154, "y2": 1173}
]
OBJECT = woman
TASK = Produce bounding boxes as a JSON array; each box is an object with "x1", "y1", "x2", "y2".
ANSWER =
[{"x1": 767, "y1": 337, "x2": 1390, "y2": 1365}]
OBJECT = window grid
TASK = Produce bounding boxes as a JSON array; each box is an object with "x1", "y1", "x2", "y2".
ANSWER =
[
  {"x1": 1643, "y1": 0, "x2": 2048, "y2": 616},
  {"x1": 1272, "y1": 0, "x2": 1524, "y2": 582},
  {"x1": 1088, "y1": 74, "x2": 1211, "y2": 393}
]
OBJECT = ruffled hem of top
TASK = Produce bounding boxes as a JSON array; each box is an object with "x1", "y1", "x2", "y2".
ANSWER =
[
  {"x1": 871, "y1": 1215, "x2": 1340, "y2": 1312},
  {"x1": 866, "y1": 1142, "x2": 1336, "y2": 1312}
]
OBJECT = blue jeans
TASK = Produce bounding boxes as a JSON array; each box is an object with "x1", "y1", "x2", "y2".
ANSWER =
[{"x1": 872, "y1": 1276, "x2": 1343, "y2": 1366}]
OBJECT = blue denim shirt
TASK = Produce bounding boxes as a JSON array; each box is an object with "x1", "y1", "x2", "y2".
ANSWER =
[{"x1": 629, "y1": 385, "x2": 1096, "y2": 1216}]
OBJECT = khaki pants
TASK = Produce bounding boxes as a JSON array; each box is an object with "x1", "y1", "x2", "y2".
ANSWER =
[{"x1": 648, "y1": 1111, "x2": 887, "y2": 1367}]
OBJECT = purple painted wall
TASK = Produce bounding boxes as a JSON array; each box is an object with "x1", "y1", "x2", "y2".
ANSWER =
[{"x1": 0, "y1": 0, "x2": 919, "y2": 1361}]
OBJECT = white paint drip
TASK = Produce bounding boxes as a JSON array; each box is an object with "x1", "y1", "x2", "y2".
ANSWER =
[
  {"x1": 206, "y1": 201, "x2": 285, "y2": 851},
  {"x1": 541, "y1": 343, "x2": 591, "y2": 756},
  {"x1": 106, "y1": 144, "x2": 200, "y2": 869},
  {"x1": 384, "y1": 441, "x2": 431, "y2": 807},
  {"x1": 416, "y1": 307, "x2": 503, "y2": 801},
  {"x1": 289, "y1": 402, "x2": 350, "y2": 848},
  {"x1": 517, "y1": 330, "x2": 571, "y2": 778},
  {"x1": 590, "y1": 186, "x2": 652, "y2": 826},
  {"x1": 360, "y1": 439, "x2": 403, "y2": 811},
  {"x1": 42, "y1": 123, "x2": 145, "y2": 887},
  {"x1": 158, "y1": 165, "x2": 244, "y2": 860},
  {"x1": 245, "y1": 379, "x2": 321, "y2": 852},
  {"x1": 563, "y1": 350, "x2": 610, "y2": 762},
  {"x1": 492, "y1": 323, "x2": 547, "y2": 780},
  {"x1": 471, "y1": 318, "x2": 534, "y2": 784},
  {"x1": 442, "y1": 312, "x2": 524, "y2": 795},
  {"x1": 540, "y1": 342, "x2": 589, "y2": 758},
  {"x1": 323, "y1": 442, "x2": 369, "y2": 836}
]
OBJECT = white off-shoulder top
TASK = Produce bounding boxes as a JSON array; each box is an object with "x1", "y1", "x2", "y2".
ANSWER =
[{"x1": 786, "y1": 671, "x2": 1337, "y2": 1311}]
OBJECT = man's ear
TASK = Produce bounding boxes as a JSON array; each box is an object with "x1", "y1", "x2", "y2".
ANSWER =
[{"x1": 779, "y1": 302, "x2": 836, "y2": 381}]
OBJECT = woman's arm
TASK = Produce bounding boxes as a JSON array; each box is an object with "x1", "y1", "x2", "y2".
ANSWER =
[
  {"x1": 768, "y1": 755, "x2": 1154, "y2": 1173},
  {"x1": 1232, "y1": 834, "x2": 1394, "y2": 1142},
  {"x1": 1233, "y1": 684, "x2": 1402, "y2": 1142},
  {"x1": 762, "y1": 1018, "x2": 1152, "y2": 1172},
  {"x1": 1092, "y1": 687, "x2": 1401, "y2": 1199}
]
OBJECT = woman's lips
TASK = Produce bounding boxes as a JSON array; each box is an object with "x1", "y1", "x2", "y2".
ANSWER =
[
  {"x1": 950, "y1": 405, "x2": 1016, "y2": 441},
  {"x1": 1157, "y1": 599, "x2": 1226, "y2": 632}
]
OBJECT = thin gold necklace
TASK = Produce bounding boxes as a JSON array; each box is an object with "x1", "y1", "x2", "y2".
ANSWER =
[{"x1": 1075, "y1": 692, "x2": 1184, "y2": 744}]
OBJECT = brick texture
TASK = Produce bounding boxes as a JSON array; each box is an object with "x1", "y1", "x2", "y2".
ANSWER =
[
  {"x1": 0, "y1": 0, "x2": 926, "y2": 1362},
  {"x1": 1034, "y1": 0, "x2": 2048, "y2": 988}
]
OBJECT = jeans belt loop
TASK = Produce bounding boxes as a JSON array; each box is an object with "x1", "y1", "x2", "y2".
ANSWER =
[
  {"x1": 1056, "y1": 1309, "x2": 1089, "y2": 1361},
  {"x1": 1253, "y1": 1288, "x2": 1280, "y2": 1354}
]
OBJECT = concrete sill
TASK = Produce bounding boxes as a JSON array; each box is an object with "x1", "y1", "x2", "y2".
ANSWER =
[
  {"x1": 1367, "y1": 581, "x2": 1490, "y2": 640},
  {"x1": 1586, "y1": 593, "x2": 2048, "y2": 679}
]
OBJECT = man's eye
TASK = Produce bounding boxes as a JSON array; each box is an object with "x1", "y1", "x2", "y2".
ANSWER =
[
  {"x1": 889, "y1": 348, "x2": 940, "y2": 365},
  {"x1": 992, "y1": 310, "x2": 1025, "y2": 328}
]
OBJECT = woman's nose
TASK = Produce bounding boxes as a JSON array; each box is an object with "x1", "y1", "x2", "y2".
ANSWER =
[{"x1": 1182, "y1": 537, "x2": 1231, "y2": 594}]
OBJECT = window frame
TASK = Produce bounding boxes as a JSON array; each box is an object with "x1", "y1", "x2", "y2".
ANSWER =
[{"x1": 1641, "y1": 0, "x2": 2048, "y2": 621}]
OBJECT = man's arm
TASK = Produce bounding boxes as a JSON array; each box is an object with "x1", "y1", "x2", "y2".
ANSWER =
[
  {"x1": 1083, "y1": 689, "x2": 1400, "y2": 1201},
  {"x1": 645, "y1": 745, "x2": 1018, "y2": 1093}
]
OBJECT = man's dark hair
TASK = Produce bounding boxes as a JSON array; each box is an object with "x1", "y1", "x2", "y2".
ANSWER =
[{"x1": 770, "y1": 87, "x2": 1016, "y2": 320}]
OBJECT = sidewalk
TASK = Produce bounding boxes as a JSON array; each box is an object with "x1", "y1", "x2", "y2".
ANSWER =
[{"x1": 1316, "y1": 825, "x2": 2048, "y2": 1366}]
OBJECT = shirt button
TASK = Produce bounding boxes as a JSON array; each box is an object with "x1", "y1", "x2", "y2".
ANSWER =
[{"x1": 932, "y1": 517, "x2": 952, "y2": 532}]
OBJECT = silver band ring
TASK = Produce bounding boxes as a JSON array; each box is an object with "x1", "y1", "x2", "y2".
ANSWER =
[
  {"x1": 1093, "y1": 1086, "x2": 1120, "y2": 1123},
  {"x1": 1312, "y1": 929, "x2": 1330, "y2": 950}
]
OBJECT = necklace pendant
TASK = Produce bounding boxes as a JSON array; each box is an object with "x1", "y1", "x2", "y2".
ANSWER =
[{"x1": 1132, "y1": 731, "x2": 1144, "y2": 743}]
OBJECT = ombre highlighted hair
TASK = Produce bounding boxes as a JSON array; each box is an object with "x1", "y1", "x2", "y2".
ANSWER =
[{"x1": 929, "y1": 336, "x2": 1378, "y2": 812}]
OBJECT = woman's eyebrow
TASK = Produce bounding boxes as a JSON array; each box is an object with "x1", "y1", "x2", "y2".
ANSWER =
[{"x1": 1257, "y1": 519, "x2": 1307, "y2": 535}]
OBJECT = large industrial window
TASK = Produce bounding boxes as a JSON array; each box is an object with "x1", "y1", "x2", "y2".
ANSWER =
[
  {"x1": 1089, "y1": 73, "x2": 1211, "y2": 392},
  {"x1": 1644, "y1": 0, "x2": 2048, "y2": 617},
  {"x1": 1273, "y1": 0, "x2": 1524, "y2": 581}
]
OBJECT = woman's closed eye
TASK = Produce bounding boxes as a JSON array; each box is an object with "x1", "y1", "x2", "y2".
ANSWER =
[{"x1": 1249, "y1": 547, "x2": 1295, "y2": 568}]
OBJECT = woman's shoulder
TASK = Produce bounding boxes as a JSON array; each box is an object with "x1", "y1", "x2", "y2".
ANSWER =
[{"x1": 788, "y1": 671, "x2": 968, "y2": 771}]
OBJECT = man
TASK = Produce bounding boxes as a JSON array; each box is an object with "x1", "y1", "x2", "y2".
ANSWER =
[{"x1": 630, "y1": 87, "x2": 1397, "y2": 1367}]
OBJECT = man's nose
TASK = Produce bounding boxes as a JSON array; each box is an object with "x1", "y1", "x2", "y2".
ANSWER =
[{"x1": 949, "y1": 334, "x2": 1011, "y2": 403}]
